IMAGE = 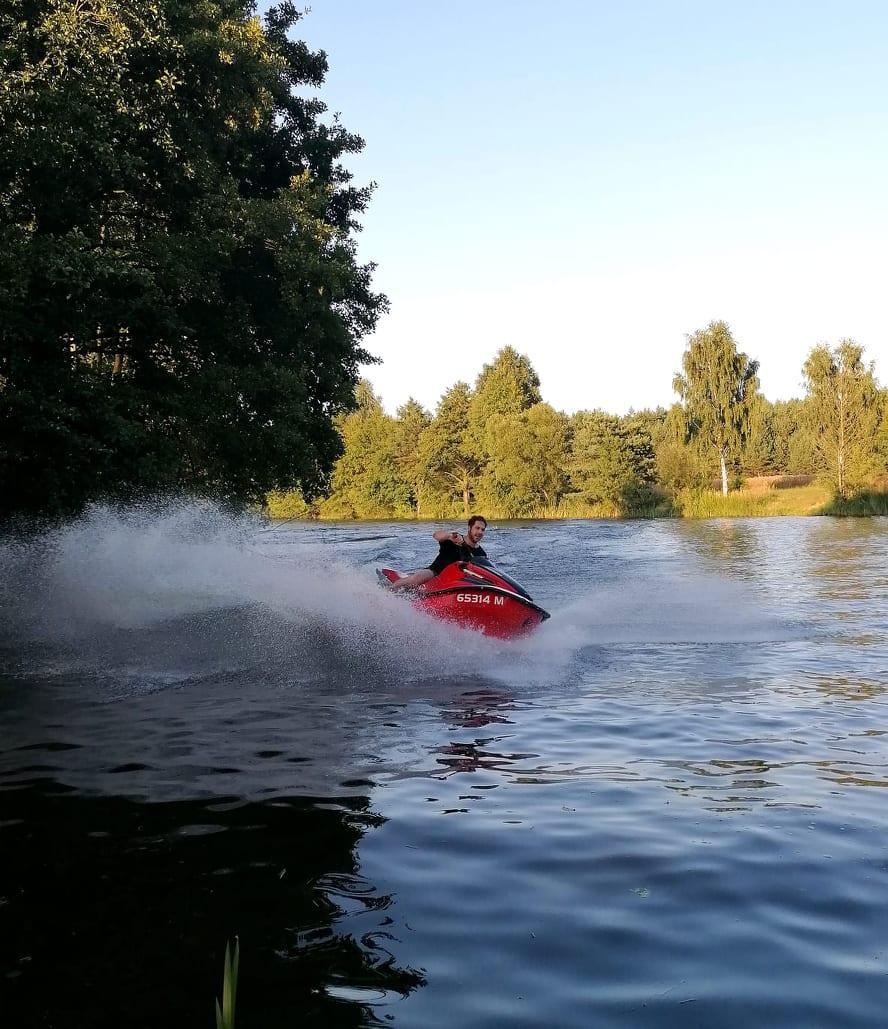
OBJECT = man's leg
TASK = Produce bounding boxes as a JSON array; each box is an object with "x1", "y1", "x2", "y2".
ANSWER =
[{"x1": 389, "y1": 568, "x2": 435, "y2": 590}]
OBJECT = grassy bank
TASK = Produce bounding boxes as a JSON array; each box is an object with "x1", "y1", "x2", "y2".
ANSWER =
[{"x1": 674, "y1": 480, "x2": 830, "y2": 517}]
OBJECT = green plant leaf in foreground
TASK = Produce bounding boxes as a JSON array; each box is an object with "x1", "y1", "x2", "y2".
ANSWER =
[{"x1": 215, "y1": 937, "x2": 239, "y2": 1029}]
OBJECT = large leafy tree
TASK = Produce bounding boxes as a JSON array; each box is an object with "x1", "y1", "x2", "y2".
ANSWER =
[
  {"x1": 484, "y1": 402, "x2": 568, "y2": 515},
  {"x1": 321, "y1": 382, "x2": 411, "y2": 519},
  {"x1": 802, "y1": 340, "x2": 878, "y2": 498},
  {"x1": 673, "y1": 321, "x2": 759, "y2": 495},
  {"x1": 0, "y1": 0, "x2": 385, "y2": 519}
]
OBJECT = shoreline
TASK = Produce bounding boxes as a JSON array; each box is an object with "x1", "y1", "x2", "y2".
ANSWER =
[{"x1": 266, "y1": 482, "x2": 888, "y2": 521}]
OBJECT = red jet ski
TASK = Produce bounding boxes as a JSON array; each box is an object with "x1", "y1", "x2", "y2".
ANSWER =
[{"x1": 378, "y1": 558, "x2": 550, "y2": 639}]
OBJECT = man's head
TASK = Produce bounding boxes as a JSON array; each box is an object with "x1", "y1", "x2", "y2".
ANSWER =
[{"x1": 466, "y1": 515, "x2": 487, "y2": 546}]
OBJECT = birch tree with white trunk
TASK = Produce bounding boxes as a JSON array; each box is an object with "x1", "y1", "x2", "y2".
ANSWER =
[
  {"x1": 673, "y1": 321, "x2": 760, "y2": 496},
  {"x1": 802, "y1": 340, "x2": 878, "y2": 499}
]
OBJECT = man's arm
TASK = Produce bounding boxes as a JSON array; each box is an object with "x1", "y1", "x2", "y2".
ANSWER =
[{"x1": 433, "y1": 529, "x2": 464, "y2": 545}]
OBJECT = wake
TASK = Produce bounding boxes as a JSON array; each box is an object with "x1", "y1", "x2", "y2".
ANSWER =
[{"x1": 0, "y1": 503, "x2": 571, "y2": 691}]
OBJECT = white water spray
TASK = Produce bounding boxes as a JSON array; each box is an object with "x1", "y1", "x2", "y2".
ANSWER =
[{"x1": 0, "y1": 503, "x2": 794, "y2": 695}]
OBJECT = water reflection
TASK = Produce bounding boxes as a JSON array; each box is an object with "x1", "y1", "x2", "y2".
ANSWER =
[
  {"x1": 0, "y1": 672, "x2": 428, "y2": 1028},
  {"x1": 682, "y1": 518, "x2": 762, "y2": 574},
  {"x1": 813, "y1": 674, "x2": 888, "y2": 701},
  {"x1": 801, "y1": 519, "x2": 888, "y2": 602},
  {"x1": 439, "y1": 688, "x2": 517, "y2": 730},
  {"x1": 0, "y1": 781, "x2": 424, "y2": 1028}
]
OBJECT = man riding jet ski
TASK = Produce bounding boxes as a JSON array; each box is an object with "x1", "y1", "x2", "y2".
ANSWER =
[
  {"x1": 387, "y1": 515, "x2": 489, "y2": 591},
  {"x1": 379, "y1": 516, "x2": 550, "y2": 639}
]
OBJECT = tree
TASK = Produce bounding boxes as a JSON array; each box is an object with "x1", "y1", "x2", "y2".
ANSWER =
[
  {"x1": 466, "y1": 347, "x2": 541, "y2": 457},
  {"x1": 0, "y1": 0, "x2": 385, "y2": 520},
  {"x1": 393, "y1": 398, "x2": 431, "y2": 515},
  {"x1": 673, "y1": 321, "x2": 759, "y2": 495},
  {"x1": 321, "y1": 382, "x2": 411, "y2": 518},
  {"x1": 569, "y1": 410, "x2": 656, "y2": 511},
  {"x1": 653, "y1": 405, "x2": 708, "y2": 493},
  {"x1": 484, "y1": 403, "x2": 569, "y2": 515},
  {"x1": 745, "y1": 397, "x2": 779, "y2": 476},
  {"x1": 874, "y1": 389, "x2": 888, "y2": 482},
  {"x1": 417, "y1": 382, "x2": 479, "y2": 517},
  {"x1": 465, "y1": 347, "x2": 542, "y2": 508},
  {"x1": 772, "y1": 399, "x2": 815, "y2": 475},
  {"x1": 802, "y1": 340, "x2": 878, "y2": 498}
]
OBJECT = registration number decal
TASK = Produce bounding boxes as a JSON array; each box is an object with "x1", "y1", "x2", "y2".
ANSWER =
[{"x1": 456, "y1": 593, "x2": 505, "y2": 606}]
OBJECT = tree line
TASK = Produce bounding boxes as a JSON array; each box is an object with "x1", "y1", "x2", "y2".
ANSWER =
[
  {"x1": 275, "y1": 328, "x2": 888, "y2": 520},
  {"x1": 3, "y1": 5, "x2": 885, "y2": 525}
]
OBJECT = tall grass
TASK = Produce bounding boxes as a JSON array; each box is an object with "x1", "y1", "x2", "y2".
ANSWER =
[
  {"x1": 817, "y1": 491, "x2": 888, "y2": 516},
  {"x1": 674, "y1": 483, "x2": 830, "y2": 518},
  {"x1": 525, "y1": 498, "x2": 619, "y2": 519}
]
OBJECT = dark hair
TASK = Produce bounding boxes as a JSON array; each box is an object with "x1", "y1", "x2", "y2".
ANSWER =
[{"x1": 467, "y1": 515, "x2": 487, "y2": 528}]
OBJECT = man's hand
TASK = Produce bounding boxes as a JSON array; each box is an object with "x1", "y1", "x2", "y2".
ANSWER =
[{"x1": 450, "y1": 531, "x2": 464, "y2": 545}]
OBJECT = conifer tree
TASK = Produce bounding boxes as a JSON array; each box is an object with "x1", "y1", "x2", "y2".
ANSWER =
[
  {"x1": 394, "y1": 398, "x2": 431, "y2": 515},
  {"x1": 417, "y1": 383, "x2": 479, "y2": 517},
  {"x1": 466, "y1": 348, "x2": 541, "y2": 459},
  {"x1": 569, "y1": 411, "x2": 656, "y2": 511}
]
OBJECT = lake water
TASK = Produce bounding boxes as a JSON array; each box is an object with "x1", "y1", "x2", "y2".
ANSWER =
[{"x1": 2, "y1": 506, "x2": 888, "y2": 1027}]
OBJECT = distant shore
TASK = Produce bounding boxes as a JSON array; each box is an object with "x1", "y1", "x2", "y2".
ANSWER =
[{"x1": 267, "y1": 478, "x2": 888, "y2": 521}]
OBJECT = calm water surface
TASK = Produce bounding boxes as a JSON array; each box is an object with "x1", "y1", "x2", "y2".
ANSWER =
[{"x1": 2, "y1": 509, "x2": 888, "y2": 1027}]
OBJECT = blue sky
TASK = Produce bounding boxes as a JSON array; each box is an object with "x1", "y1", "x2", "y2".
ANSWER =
[{"x1": 280, "y1": 1, "x2": 888, "y2": 414}]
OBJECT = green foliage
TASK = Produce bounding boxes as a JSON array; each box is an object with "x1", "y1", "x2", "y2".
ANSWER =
[
  {"x1": 673, "y1": 321, "x2": 759, "y2": 495},
  {"x1": 265, "y1": 488, "x2": 315, "y2": 520},
  {"x1": 393, "y1": 397, "x2": 431, "y2": 514},
  {"x1": 215, "y1": 937, "x2": 239, "y2": 1029},
  {"x1": 802, "y1": 340, "x2": 879, "y2": 499},
  {"x1": 873, "y1": 389, "x2": 888, "y2": 475},
  {"x1": 745, "y1": 397, "x2": 779, "y2": 475},
  {"x1": 320, "y1": 381, "x2": 412, "y2": 518},
  {"x1": 303, "y1": 340, "x2": 888, "y2": 521},
  {"x1": 264, "y1": 335, "x2": 888, "y2": 520},
  {"x1": 747, "y1": 397, "x2": 817, "y2": 477},
  {"x1": 416, "y1": 382, "x2": 480, "y2": 517},
  {"x1": 569, "y1": 410, "x2": 657, "y2": 512},
  {"x1": 467, "y1": 346, "x2": 541, "y2": 462},
  {"x1": 774, "y1": 400, "x2": 815, "y2": 474},
  {"x1": 0, "y1": 0, "x2": 385, "y2": 520},
  {"x1": 817, "y1": 490, "x2": 888, "y2": 516},
  {"x1": 482, "y1": 403, "x2": 569, "y2": 515},
  {"x1": 653, "y1": 404, "x2": 708, "y2": 493}
]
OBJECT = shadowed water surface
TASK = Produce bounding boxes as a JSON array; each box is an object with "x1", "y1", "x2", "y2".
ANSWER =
[{"x1": 1, "y1": 508, "x2": 887, "y2": 1026}]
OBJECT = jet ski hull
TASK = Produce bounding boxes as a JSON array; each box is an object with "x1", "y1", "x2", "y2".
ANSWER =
[{"x1": 378, "y1": 561, "x2": 550, "y2": 640}]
